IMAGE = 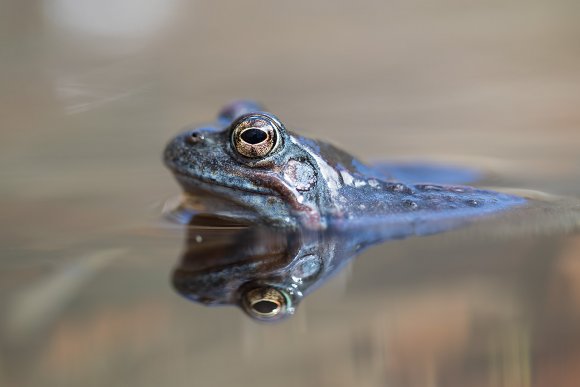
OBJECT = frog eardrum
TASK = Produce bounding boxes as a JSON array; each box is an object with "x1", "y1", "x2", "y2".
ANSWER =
[{"x1": 230, "y1": 113, "x2": 283, "y2": 158}]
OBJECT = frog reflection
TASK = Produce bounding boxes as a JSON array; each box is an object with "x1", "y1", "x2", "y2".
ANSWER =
[
  {"x1": 172, "y1": 222, "x2": 355, "y2": 321},
  {"x1": 171, "y1": 207, "x2": 513, "y2": 322}
]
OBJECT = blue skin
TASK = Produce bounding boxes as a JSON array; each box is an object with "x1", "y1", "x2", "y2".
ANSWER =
[{"x1": 164, "y1": 101, "x2": 525, "y2": 230}]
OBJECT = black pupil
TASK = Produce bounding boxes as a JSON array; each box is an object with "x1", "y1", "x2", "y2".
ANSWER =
[
  {"x1": 241, "y1": 128, "x2": 267, "y2": 144},
  {"x1": 253, "y1": 300, "x2": 278, "y2": 314}
]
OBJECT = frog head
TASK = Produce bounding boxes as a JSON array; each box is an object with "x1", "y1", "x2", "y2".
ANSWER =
[{"x1": 164, "y1": 102, "x2": 346, "y2": 229}]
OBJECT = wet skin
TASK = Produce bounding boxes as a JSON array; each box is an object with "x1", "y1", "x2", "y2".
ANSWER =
[{"x1": 164, "y1": 101, "x2": 525, "y2": 230}]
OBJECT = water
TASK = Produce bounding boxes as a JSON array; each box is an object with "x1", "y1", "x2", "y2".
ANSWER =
[{"x1": 1, "y1": 1, "x2": 580, "y2": 386}]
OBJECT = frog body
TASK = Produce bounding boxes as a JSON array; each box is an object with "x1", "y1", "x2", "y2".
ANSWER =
[{"x1": 164, "y1": 101, "x2": 525, "y2": 230}]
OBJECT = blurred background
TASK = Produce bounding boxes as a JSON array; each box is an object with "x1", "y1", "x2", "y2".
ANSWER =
[{"x1": 1, "y1": 1, "x2": 580, "y2": 386}]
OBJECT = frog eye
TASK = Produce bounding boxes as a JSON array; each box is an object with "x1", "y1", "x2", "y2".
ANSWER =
[
  {"x1": 230, "y1": 113, "x2": 282, "y2": 158},
  {"x1": 241, "y1": 286, "x2": 290, "y2": 321}
]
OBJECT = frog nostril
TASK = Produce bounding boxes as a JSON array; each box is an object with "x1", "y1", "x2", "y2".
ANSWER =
[{"x1": 187, "y1": 131, "x2": 204, "y2": 145}]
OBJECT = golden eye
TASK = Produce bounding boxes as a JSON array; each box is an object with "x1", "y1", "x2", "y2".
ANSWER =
[
  {"x1": 231, "y1": 113, "x2": 281, "y2": 158},
  {"x1": 242, "y1": 287, "x2": 288, "y2": 320}
]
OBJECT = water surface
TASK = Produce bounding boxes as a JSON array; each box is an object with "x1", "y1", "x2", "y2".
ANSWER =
[{"x1": 1, "y1": 1, "x2": 580, "y2": 386}]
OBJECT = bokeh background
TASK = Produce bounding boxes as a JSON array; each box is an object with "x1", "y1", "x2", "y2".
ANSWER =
[{"x1": 1, "y1": 1, "x2": 580, "y2": 386}]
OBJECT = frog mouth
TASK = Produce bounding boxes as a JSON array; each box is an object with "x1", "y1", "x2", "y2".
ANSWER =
[
  {"x1": 173, "y1": 172, "x2": 274, "y2": 196},
  {"x1": 171, "y1": 170, "x2": 322, "y2": 229},
  {"x1": 167, "y1": 173, "x2": 275, "y2": 225}
]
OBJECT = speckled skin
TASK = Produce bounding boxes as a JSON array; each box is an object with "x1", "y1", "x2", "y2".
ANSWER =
[{"x1": 164, "y1": 101, "x2": 525, "y2": 230}]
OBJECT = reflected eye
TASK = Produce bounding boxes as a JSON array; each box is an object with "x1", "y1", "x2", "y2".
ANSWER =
[
  {"x1": 231, "y1": 113, "x2": 281, "y2": 158},
  {"x1": 242, "y1": 286, "x2": 289, "y2": 321}
]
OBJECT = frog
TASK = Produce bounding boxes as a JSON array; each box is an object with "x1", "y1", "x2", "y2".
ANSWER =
[{"x1": 164, "y1": 101, "x2": 525, "y2": 231}]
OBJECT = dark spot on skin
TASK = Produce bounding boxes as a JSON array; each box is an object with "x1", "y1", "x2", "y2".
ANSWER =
[
  {"x1": 403, "y1": 199, "x2": 418, "y2": 210},
  {"x1": 465, "y1": 199, "x2": 481, "y2": 207},
  {"x1": 387, "y1": 183, "x2": 412, "y2": 194},
  {"x1": 416, "y1": 184, "x2": 442, "y2": 191}
]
